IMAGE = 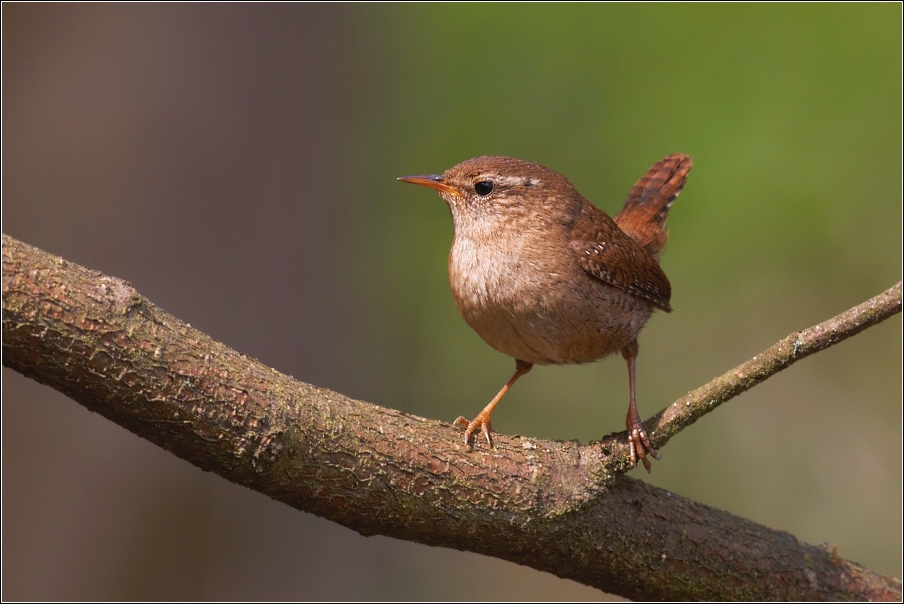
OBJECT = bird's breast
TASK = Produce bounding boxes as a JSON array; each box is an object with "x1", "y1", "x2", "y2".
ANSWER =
[
  {"x1": 446, "y1": 218, "x2": 655, "y2": 366},
  {"x1": 448, "y1": 226, "x2": 553, "y2": 321}
]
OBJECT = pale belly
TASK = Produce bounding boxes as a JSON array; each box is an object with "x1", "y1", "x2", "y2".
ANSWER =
[{"x1": 449, "y1": 241, "x2": 653, "y2": 366}]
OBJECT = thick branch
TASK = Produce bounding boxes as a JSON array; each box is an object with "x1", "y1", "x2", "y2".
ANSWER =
[{"x1": 3, "y1": 233, "x2": 900, "y2": 601}]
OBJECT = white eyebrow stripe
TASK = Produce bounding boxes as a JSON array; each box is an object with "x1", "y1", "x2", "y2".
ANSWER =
[{"x1": 492, "y1": 176, "x2": 542, "y2": 187}]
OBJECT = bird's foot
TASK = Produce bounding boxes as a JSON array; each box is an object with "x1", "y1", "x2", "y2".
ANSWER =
[
  {"x1": 454, "y1": 412, "x2": 497, "y2": 448},
  {"x1": 627, "y1": 412, "x2": 660, "y2": 473}
]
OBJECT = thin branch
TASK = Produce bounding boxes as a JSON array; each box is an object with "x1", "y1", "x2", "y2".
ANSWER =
[
  {"x1": 638, "y1": 281, "x2": 903, "y2": 456},
  {"x1": 3, "y1": 233, "x2": 900, "y2": 601}
]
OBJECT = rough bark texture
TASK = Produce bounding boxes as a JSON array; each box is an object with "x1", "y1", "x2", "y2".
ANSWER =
[{"x1": 3, "y1": 233, "x2": 900, "y2": 601}]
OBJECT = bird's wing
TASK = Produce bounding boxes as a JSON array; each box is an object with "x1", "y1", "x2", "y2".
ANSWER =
[{"x1": 568, "y1": 201, "x2": 672, "y2": 312}]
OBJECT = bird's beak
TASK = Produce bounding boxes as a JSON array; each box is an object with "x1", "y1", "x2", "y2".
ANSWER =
[{"x1": 397, "y1": 174, "x2": 457, "y2": 195}]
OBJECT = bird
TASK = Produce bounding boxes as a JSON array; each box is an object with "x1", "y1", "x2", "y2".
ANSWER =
[{"x1": 398, "y1": 154, "x2": 693, "y2": 471}]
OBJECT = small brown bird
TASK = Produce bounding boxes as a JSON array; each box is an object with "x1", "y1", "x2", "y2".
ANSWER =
[{"x1": 399, "y1": 154, "x2": 693, "y2": 470}]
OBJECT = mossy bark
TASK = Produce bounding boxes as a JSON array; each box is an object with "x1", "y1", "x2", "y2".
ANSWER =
[{"x1": 3, "y1": 233, "x2": 900, "y2": 601}]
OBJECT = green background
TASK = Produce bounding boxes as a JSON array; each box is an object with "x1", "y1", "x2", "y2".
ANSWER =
[{"x1": 3, "y1": 4, "x2": 900, "y2": 599}]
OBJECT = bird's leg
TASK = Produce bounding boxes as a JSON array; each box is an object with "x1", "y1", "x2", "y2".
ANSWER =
[
  {"x1": 455, "y1": 359, "x2": 533, "y2": 448},
  {"x1": 622, "y1": 340, "x2": 660, "y2": 472}
]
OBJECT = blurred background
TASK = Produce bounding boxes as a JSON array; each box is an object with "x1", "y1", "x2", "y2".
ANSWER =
[{"x1": 2, "y1": 4, "x2": 900, "y2": 600}]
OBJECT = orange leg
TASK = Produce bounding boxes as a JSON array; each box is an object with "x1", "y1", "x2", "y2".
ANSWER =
[
  {"x1": 454, "y1": 359, "x2": 533, "y2": 447},
  {"x1": 622, "y1": 340, "x2": 660, "y2": 472}
]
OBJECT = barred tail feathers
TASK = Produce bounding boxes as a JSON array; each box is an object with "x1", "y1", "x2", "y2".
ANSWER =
[{"x1": 615, "y1": 153, "x2": 694, "y2": 258}]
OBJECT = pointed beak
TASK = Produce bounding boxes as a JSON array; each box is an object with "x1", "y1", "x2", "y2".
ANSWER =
[{"x1": 397, "y1": 174, "x2": 457, "y2": 195}]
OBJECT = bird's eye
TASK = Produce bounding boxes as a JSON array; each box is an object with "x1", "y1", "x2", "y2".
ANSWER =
[{"x1": 474, "y1": 181, "x2": 494, "y2": 196}]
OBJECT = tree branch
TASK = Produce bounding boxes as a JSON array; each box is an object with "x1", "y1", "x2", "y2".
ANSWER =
[
  {"x1": 3, "y1": 233, "x2": 900, "y2": 601},
  {"x1": 644, "y1": 280, "x2": 902, "y2": 453}
]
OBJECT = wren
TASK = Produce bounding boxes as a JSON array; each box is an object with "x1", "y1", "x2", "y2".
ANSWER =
[{"x1": 398, "y1": 154, "x2": 693, "y2": 471}]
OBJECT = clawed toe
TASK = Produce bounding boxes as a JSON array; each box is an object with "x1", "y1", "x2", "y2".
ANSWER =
[
  {"x1": 628, "y1": 427, "x2": 660, "y2": 472},
  {"x1": 454, "y1": 414, "x2": 496, "y2": 447},
  {"x1": 627, "y1": 413, "x2": 660, "y2": 473}
]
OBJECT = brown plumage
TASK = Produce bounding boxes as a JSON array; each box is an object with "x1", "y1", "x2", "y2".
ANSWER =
[
  {"x1": 616, "y1": 153, "x2": 694, "y2": 258},
  {"x1": 399, "y1": 154, "x2": 693, "y2": 471}
]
